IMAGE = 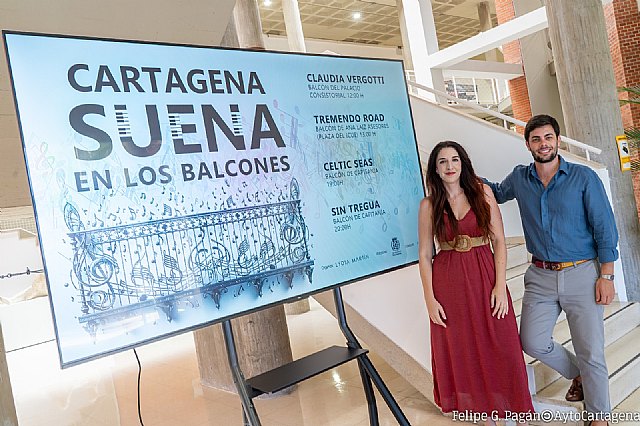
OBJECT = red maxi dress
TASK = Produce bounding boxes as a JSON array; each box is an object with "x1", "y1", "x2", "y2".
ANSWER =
[{"x1": 430, "y1": 209, "x2": 534, "y2": 416}]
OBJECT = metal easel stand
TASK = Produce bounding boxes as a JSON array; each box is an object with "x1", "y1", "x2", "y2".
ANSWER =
[
  {"x1": 222, "y1": 320, "x2": 262, "y2": 426},
  {"x1": 332, "y1": 287, "x2": 410, "y2": 426},
  {"x1": 221, "y1": 286, "x2": 410, "y2": 426}
]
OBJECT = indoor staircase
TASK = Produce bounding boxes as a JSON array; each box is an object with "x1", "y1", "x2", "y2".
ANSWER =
[{"x1": 504, "y1": 241, "x2": 640, "y2": 425}]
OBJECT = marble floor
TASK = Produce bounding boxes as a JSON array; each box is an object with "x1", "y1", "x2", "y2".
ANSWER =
[
  {"x1": 3, "y1": 297, "x2": 640, "y2": 426},
  {"x1": 4, "y1": 298, "x2": 454, "y2": 426}
]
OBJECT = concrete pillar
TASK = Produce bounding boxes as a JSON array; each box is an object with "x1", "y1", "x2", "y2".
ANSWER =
[
  {"x1": 544, "y1": 0, "x2": 640, "y2": 301},
  {"x1": 220, "y1": 13, "x2": 240, "y2": 48},
  {"x1": 0, "y1": 323, "x2": 18, "y2": 426},
  {"x1": 397, "y1": 4, "x2": 414, "y2": 72},
  {"x1": 282, "y1": 0, "x2": 306, "y2": 52},
  {"x1": 478, "y1": 1, "x2": 492, "y2": 32},
  {"x1": 194, "y1": 306, "x2": 293, "y2": 392},
  {"x1": 284, "y1": 298, "x2": 310, "y2": 314},
  {"x1": 478, "y1": 1, "x2": 499, "y2": 62},
  {"x1": 193, "y1": 1, "x2": 295, "y2": 392},
  {"x1": 397, "y1": 0, "x2": 445, "y2": 100},
  {"x1": 279, "y1": 0, "x2": 311, "y2": 314},
  {"x1": 233, "y1": 0, "x2": 265, "y2": 49}
]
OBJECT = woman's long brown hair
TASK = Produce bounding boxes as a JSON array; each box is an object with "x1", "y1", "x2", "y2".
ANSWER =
[{"x1": 426, "y1": 141, "x2": 492, "y2": 244}]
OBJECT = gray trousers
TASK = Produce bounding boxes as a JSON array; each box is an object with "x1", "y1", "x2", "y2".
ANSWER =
[{"x1": 520, "y1": 260, "x2": 610, "y2": 413}]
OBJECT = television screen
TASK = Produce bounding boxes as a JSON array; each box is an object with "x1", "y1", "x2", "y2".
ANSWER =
[{"x1": 3, "y1": 31, "x2": 424, "y2": 367}]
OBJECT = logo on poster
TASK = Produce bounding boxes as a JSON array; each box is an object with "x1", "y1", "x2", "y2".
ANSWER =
[{"x1": 391, "y1": 237, "x2": 402, "y2": 256}]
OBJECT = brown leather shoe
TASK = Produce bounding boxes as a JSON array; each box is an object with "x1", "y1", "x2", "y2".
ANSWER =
[{"x1": 565, "y1": 377, "x2": 584, "y2": 402}]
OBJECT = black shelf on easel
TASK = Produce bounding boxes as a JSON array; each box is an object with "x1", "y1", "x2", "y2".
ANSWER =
[
  {"x1": 222, "y1": 287, "x2": 410, "y2": 426},
  {"x1": 247, "y1": 345, "x2": 368, "y2": 396}
]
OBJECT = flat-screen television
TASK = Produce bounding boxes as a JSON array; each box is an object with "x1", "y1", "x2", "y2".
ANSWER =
[{"x1": 3, "y1": 31, "x2": 425, "y2": 367}]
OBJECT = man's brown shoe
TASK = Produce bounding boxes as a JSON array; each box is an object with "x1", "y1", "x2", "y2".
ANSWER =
[{"x1": 565, "y1": 377, "x2": 584, "y2": 402}]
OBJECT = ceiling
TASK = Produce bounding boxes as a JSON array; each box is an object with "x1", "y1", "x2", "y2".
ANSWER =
[{"x1": 258, "y1": 0, "x2": 498, "y2": 49}]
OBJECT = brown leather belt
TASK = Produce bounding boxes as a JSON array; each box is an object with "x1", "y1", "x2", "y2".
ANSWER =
[
  {"x1": 439, "y1": 235, "x2": 489, "y2": 253},
  {"x1": 532, "y1": 257, "x2": 591, "y2": 271}
]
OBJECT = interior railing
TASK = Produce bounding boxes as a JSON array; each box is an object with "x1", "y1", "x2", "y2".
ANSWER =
[{"x1": 406, "y1": 79, "x2": 602, "y2": 161}]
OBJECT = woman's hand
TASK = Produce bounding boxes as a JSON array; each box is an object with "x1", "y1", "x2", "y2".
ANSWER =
[
  {"x1": 426, "y1": 297, "x2": 447, "y2": 327},
  {"x1": 490, "y1": 285, "x2": 508, "y2": 319}
]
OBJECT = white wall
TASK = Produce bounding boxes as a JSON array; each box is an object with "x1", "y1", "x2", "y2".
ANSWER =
[{"x1": 342, "y1": 264, "x2": 430, "y2": 368}]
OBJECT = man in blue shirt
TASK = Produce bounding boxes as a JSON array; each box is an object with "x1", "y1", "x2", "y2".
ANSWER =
[{"x1": 487, "y1": 114, "x2": 617, "y2": 424}]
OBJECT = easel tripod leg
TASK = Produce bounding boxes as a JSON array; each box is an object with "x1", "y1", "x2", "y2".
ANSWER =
[
  {"x1": 222, "y1": 320, "x2": 262, "y2": 426},
  {"x1": 332, "y1": 287, "x2": 409, "y2": 425},
  {"x1": 360, "y1": 355, "x2": 410, "y2": 426},
  {"x1": 357, "y1": 357, "x2": 379, "y2": 426}
]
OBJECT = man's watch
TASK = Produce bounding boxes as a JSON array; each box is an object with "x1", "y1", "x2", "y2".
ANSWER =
[{"x1": 600, "y1": 274, "x2": 615, "y2": 281}]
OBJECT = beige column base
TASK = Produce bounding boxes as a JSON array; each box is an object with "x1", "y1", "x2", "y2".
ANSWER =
[
  {"x1": 284, "y1": 298, "x2": 310, "y2": 315},
  {"x1": 194, "y1": 305, "x2": 294, "y2": 394}
]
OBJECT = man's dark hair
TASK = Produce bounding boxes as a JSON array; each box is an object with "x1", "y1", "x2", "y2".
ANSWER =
[{"x1": 524, "y1": 114, "x2": 560, "y2": 141}]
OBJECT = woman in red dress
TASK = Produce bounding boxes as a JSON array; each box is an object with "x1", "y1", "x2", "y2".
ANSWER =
[{"x1": 418, "y1": 141, "x2": 533, "y2": 424}]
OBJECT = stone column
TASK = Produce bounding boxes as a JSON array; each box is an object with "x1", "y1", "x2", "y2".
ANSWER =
[
  {"x1": 397, "y1": 0, "x2": 446, "y2": 100},
  {"x1": 193, "y1": 1, "x2": 295, "y2": 391},
  {"x1": 478, "y1": 1, "x2": 499, "y2": 62},
  {"x1": 397, "y1": 2, "x2": 414, "y2": 72},
  {"x1": 233, "y1": 0, "x2": 266, "y2": 49},
  {"x1": 281, "y1": 0, "x2": 310, "y2": 314},
  {"x1": 282, "y1": 0, "x2": 306, "y2": 53},
  {"x1": 284, "y1": 297, "x2": 310, "y2": 314},
  {"x1": 0, "y1": 323, "x2": 18, "y2": 426},
  {"x1": 220, "y1": 12, "x2": 240, "y2": 48},
  {"x1": 544, "y1": 0, "x2": 640, "y2": 300},
  {"x1": 194, "y1": 306, "x2": 293, "y2": 392}
]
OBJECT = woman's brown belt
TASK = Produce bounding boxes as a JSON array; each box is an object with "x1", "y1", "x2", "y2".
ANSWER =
[{"x1": 439, "y1": 235, "x2": 489, "y2": 252}]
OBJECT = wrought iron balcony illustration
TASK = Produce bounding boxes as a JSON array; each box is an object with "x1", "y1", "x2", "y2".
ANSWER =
[{"x1": 64, "y1": 179, "x2": 314, "y2": 336}]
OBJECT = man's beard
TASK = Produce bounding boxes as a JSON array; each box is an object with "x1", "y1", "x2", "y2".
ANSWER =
[{"x1": 532, "y1": 148, "x2": 558, "y2": 163}]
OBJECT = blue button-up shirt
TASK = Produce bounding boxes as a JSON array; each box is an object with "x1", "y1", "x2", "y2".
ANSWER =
[{"x1": 487, "y1": 156, "x2": 618, "y2": 263}]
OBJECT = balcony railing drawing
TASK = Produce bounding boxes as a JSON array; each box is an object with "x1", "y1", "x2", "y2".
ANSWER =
[{"x1": 64, "y1": 178, "x2": 313, "y2": 336}]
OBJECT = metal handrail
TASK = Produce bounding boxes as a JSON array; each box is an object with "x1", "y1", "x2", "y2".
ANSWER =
[{"x1": 406, "y1": 80, "x2": 602, "y2": 160}]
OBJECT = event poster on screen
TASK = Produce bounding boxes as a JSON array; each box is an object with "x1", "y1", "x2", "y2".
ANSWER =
[{"x1": 3, "y1": 31, "x2": 424, "y2": 367}]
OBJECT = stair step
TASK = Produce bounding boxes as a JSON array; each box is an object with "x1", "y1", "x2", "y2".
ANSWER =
[
  {"x1": 552, "y1": 302, "x2": 639, "y2": 349},
  {"x1": 615, "y1": 384, "x2": 640, "y2": 411},
  {"x1": 507, "y1": 273, "x2": 525, "y2": 302},
  {"x1": 607, "y1": 326, "x2": 640, "y2": 408},
  {"x1": 507, "y1": 262, "x2": 530, "y2": 281},
  {"x1": 512, "y1": 298, "x2": 523, "y2": 320},
  {"x1": 533, "y1": 379, "x2": 585, "y2": 413},
  {"x1": 529, "y1": 399, "x2": 582, "y2": 426},
  {"x1": 506, "y1": 242, "x2": 528, "y2": 270},
  {"x1": 537, "y1": 325, "x2": 640, "y2": 408},
  {"x1": 530, "y1": 303, "x2": 640, "y2": 391}
]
